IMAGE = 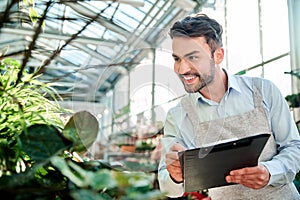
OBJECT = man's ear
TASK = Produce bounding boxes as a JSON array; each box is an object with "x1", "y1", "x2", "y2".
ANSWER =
[{"x1": 213, "y1": 48, "x2": 224, "y2": 64}]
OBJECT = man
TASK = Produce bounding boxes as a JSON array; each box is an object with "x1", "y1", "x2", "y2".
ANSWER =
[{"x1": 158, "y1": 13, "x2": 300, "y2": 199}]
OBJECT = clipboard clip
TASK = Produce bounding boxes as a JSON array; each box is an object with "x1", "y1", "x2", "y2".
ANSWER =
[
  {"x1": 197, "y1": 137, "x2": 239, "y2": 158},
  {"x1": 198, "y1": 146, "x2": 214, "y2": 158}
]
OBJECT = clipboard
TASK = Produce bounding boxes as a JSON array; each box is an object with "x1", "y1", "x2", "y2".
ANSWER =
[{"x1": 178, "y1": 133, "x2": 270, "y2": 192}]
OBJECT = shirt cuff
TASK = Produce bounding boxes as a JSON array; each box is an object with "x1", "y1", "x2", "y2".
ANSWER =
[
  {"x1": 260, "y1": 160, "x2": 289, "y2": 186},
  {"x1": 158, "y1": 170, "x2": 184, "y2": 197}
]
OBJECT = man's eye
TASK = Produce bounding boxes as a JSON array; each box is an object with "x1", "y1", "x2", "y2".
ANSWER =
[
  {"x1": 189, "y1": 56, "x2": 198, "y2": 60},
  {"x1": 173, "y1": 57, "x2": 179, "y2": 62}
]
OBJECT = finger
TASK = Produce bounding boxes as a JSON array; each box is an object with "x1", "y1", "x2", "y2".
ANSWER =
[
  {"x1": 227, "y1": 173, "x2": 267, "y2": 183},
  {"x1": 226, "y1": 170, "x2": 269, "y2": 189},
  {"x1": 170, "y1": 143, "x2": 186, "y2": 152},
  {"x1": 166, "y1": 165, "x2": 183, "y2": 182},
  {"x1": 229, "y1": 167, "x2": 256, "y2": 175},
  {"x1": 226, "y1": 175, "x2": 266, "y2": 189},
  {"x1": 166, "y1": 156, "x2": 181, "y2": 166},
  {"x1": 230, "y1": 165, "x2": 268, "y2": 175},
  {"x1": 166, "y1": 144, "x2": 185, "y2": 163},
  {"x1": 166, "y1": 164, "x2": 182, "y2": 174},
  {"x1": 238, "y1": 178, "x2": 267, "y2": 189},
  {"x1": 166, "y1": 151, "x2": 180, "y2": 162}
]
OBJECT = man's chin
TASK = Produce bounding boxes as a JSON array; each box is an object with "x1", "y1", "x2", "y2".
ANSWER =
[{"x1": 184, "y1": 85, "x2": 199, "y2": 93}]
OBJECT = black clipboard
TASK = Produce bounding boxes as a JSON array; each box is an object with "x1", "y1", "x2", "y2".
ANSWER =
[{"x1": 178, "y1": 133, "x2": 270, "y2": 192}]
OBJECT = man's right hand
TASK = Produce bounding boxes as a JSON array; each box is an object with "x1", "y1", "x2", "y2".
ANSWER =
[{"x1": 166, "y1": 143, "x2": 186, "y2": 183}]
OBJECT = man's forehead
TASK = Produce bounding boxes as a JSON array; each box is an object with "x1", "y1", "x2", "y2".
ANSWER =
[{"x1": 172, "y1": 36, "x2": 210, "y2": 56}]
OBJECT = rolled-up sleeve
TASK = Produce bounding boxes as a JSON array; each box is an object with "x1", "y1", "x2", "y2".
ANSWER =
[
  {"x1": 261, "y1": 80, "x2": 300, "y2": 186},
  {"x1": 158, "y1": 109, "x2": 185, "y2": 197}
]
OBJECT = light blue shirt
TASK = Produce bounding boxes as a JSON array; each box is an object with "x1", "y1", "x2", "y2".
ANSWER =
[{"x1": 158, "y1": 72, "x2": 300, "y2": 197}]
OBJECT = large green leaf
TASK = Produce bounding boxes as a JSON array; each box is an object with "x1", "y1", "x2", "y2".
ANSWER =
[
  {"x1": 62, "y1": 111, "x2": 98, "y2": 153},
  {"x1": 50, "y1": 156, "x2": 116, "y2": 190},
  {"x1": 70, "y1": 189, "x2": 111, "y2": 200},
  {"x1": 20, "y1": 124, "x2": 67, "y2": 162},
  {"x1": 90, "y1": 169, "x2": 116, "y2": 191}
]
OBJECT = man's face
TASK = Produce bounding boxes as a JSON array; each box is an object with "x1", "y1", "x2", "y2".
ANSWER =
[{"x1": 172, "y1": 36, "x2": 215, "y2": 93}]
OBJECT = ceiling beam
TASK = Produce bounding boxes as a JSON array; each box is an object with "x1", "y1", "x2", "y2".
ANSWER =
[
  {"x1": 63, "y1": 2, "x2": 130, "y2": 38},
  {"x1": 0, "y1": 27, "x2": 119, "y2": 46}
]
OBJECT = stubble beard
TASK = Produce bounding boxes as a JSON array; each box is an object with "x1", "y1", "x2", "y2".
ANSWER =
[{"x1": 181, "y1": 59, "x2": 216, "y2": 93}]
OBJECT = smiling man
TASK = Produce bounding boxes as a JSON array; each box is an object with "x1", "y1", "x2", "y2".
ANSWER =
[{"x1": 157, "y1": 13, "x2": 300, "y2": 199}]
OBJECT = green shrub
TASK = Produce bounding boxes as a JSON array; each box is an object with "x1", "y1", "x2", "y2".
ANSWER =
[{"x1": 0, "y1": 58, "x2": 164, "y2": 199}]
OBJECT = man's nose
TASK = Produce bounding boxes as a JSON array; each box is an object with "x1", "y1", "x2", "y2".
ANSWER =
[{"x1": 176, "y1": 59, "x2": 191, "y2": 74}]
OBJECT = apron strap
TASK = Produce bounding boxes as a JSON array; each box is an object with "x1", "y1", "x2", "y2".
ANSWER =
[
  {"x1": 253, "y1": 78, "x2": 263, "y2": 108},
  {"x1": 181, "y1": 96, "x2": 200, "y2": 133},
  {"x1": 180, "y1": 77, "x2": 267, "y2": 146}
]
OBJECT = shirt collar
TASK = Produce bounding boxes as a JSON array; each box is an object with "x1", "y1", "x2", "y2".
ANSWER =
[
  {"x1": 226, "y1": 69, "x2": 242, "y2": 94},
  {"x1": 190, "y1": 69, "x2": 242, "y2": 104},
  {"x1": 190, "y1": 92, "x2": 202, "y2": 104}
]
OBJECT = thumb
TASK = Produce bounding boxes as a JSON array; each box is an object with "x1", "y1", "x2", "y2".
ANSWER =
[{"x1": 170, "y1": 142, "x2": 186, "y2": 152}]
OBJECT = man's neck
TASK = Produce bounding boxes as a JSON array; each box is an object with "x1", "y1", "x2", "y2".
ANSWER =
[{"x1": 199, "y1": 68, "x2": 228, "y2": 103}]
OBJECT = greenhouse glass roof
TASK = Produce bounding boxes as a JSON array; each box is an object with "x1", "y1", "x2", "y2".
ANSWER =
[{"x1": 0, "y1": 0, "x2": 213, "y2": 102}]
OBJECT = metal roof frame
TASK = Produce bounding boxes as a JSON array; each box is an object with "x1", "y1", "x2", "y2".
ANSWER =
[{"x1": 0, "y1": 0, "x2": 209, "y2": 102}]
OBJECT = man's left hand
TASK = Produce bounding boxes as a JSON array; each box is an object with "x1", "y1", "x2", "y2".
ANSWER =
[{"x1": 225, "y1": 165, "x2": 270, "y2": 189}]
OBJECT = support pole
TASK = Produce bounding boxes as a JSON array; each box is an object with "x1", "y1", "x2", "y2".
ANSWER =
[
  {"x1": 151, "y1": 47, "x2": 156, "y2": 123},
  {"x1": 287, "y1": 0, "x2": 300, "y2": 122}
]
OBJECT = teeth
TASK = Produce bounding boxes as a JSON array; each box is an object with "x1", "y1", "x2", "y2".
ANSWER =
[{"x1": 183, "y1": 76, "x2": 195, "y2": 80}]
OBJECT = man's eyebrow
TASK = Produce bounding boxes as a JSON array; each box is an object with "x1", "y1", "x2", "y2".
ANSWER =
[
  {"x1": 172, "y1": 50, "x2": 200, "y2": 58},
  {"x1": 184, "y1": 51, "x2": 200, "y2": 57}
]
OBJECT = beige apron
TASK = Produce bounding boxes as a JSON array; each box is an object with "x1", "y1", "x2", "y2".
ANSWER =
[{"x1": 181, "y1": 79, "x2": 300, "y2": 200}]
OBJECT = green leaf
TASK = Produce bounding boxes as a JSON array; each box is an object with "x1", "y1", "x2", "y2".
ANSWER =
[
  {"x1": 236, "y1": 70, "x2": 246, "y2": 75},
  {"x1": 70, "y1": 189, "x2": 110, "y2": 200},
  {"x1": 50, "y1": 156, "x2": 87, "y2": 187},
  {"x1": 90, "y1": 169, "x2": 116, "y2": 191},
  {"x1": 112, "y1": 171, "x2": 130, "y2": 188},
  {"x1": 3, "y1": 57, "x2": 21, "y2": 68},
  {"x1": 29, "y1": 7, "x2": 39, "y2": 23},
  {"x1": 52, "y1": 158, "x2": 116, "y2": 191},
  {"x1": 121, "y1": 190, "x2": 164, "y2": 200},
  {"x1": 62, "y1": 111, "x2": 98, "y2": 153},
  {"x1": 20, "y1": 124, "x2": 67, "y2": 162}
]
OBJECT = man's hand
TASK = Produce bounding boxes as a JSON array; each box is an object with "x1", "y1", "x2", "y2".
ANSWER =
[
  {"x1": 225, "y1": 165, "x2": 270, "y2": 189},
  {"x1": 166, "y1": 143, "x2": 186, "y2": 183}
]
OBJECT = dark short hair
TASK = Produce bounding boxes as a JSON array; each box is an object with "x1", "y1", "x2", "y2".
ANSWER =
[{"x1": 169, "y1": 13, "x2": 223, "y2": 53}]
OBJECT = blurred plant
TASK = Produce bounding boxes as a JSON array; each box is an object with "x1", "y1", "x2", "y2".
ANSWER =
[
  {"x1": 22, "y1": 0, "x2": 45, "y2": 29},
  {"x1": 285, "y1": 93, "x2": 300, "y2": 108},
  {"x1": 0, "y1": 57, "x2": 65, "y2": 175},
  {"x1": 0, "y1": 57, "x2": 164, "y2": 199},
  {"x1": 0, "y1": 1, "x2": 164, "y2": 199},
  {"x1": 285, "y1": 94, "x2": 300, "y2": 191}
]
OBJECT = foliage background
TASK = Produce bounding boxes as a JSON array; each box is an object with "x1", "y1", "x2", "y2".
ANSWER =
[{"x1": 0, "y1": 58, "x2": 165, "y2": 199}]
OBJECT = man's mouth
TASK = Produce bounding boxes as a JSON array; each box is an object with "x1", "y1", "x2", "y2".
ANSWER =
[{"x1": 182, "y1": 75, "x2": 198, "y2": 84}]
